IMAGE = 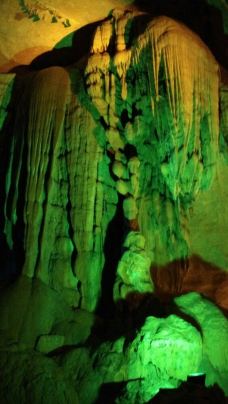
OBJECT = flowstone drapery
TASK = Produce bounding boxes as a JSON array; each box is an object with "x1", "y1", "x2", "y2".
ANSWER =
[
  {"x1": 0, "y1": 9, "x2": 227, "y2": 404},
  {"x1": 2, "y1": 11, "x2": 220, "y2": 307}
]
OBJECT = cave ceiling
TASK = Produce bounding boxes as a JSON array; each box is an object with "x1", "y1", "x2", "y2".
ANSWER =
[{"x1": 0, "y1": 0, "x2": 227, "y2": 73}]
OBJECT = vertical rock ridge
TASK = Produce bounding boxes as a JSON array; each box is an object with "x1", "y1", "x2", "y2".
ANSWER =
[
  {"x1": 1, "y1": 11, "x2": 222, "y2": 309},
  {"x1": 85, "y1": 10, "x2": 220, "y2": 297}
]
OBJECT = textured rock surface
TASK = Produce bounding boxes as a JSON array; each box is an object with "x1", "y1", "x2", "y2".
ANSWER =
[
  {"x1": 36, "y1": 334, "x2": 65, "y2": 354},
  {"x1": 0, "y1": 0, "x2": 134, "y2": 72},
  {"x1": 1, "y1": 10, "x2": 223, "y2": 311},
  {"x1": 0, "y1": 276, "x2": 74, "y2": 349},
  {"x1": 0, "y1": 351, "x2": 79, "y2": 404},
  {"x1": 46, "y1": 294, "x2": 226, "y2": 403},
  {"x1": 176, "y1": 293, "x2": 228, "y2": 395},
  {"x1": 0, "y1": 0, "x2": 227, "y2": 72},
  {"x1": 0, "y1": 74, "x2": 15, "y2": 130},
  {"x1": 0, "y1": 6, "x2": 227, "y2": 404}
]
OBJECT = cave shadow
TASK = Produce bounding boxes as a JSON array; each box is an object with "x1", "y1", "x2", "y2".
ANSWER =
[
  {"x1": 95, "y1": 376, "x2": 227, "y2": 404},
  {"x1": 9, "y1": 1, "x2": 228, "y2": 75},
  {"x1": 89, "y1": 254, "x2": 228, "y2": 350},
  {"x1": 149, "y1": 377, "x2": 227, "y2": 404},
  {"x1": 133, "y1": 0, "x2": 228, "y2": 69},
  {"x1": 90, "y1": 254, "x2": 228, "y2": 402},
  {"x1": 95, "y1": 195, "x2": 125, "y2": 319},
  {"x1": 0, "y1": 76, "x2": 27, "y2": 286},
  {"x1": 95, "y1": 381, "x2": 128, "y2": 404},
  {"x1": 151, "y1": 254, "x2": 228, "y2": 316},
  {"x1": 90, "y1": 289, "x2": 203, "y2": 352},
  {"x1": 10, "y1": 20, "x2": 102, "y2": 74}
]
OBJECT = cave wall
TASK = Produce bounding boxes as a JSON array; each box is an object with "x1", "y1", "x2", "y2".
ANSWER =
[
  {"x1": 1, "y1": 11, "x2": 224, "y2": 308},
  {"x1": 0, "y1": 5, "x2": 228, "y2": 404}
]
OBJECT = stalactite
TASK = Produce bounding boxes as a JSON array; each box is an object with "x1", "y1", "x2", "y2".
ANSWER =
[
  {"x1": 22, "y1": 67, "x2": 71, "y2": 281},
  {"x1": 2, "y1": 65, "x2": 119, "y2": 309},
  {"x1": 80, "y1": 10, "x2": 222, "y2": 298},
  {"x1": 0, "y1": 7, "x2": 228, "y2": 404},
  {"x1": 132, "y1": 16, "x2": 219, "y2": 198}
]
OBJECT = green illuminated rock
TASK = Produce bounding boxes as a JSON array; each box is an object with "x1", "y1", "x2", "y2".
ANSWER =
[
  {"x1": 0, "y1": 7, "x2": 227, "y2": 404},
  {"x1": 36, "y1": 334, "x2": 65, "y2": 354},
  {"x1": 0, "y1": 351, "x2": 79, "y2": 404},
  {"x1": 176, "y1": 292, "x2": 228, "y2": 395},
  {"x1": 0, "y1": 74, "x2": 15, "y2": 130},
  {"x1": 0, "y1": 10, "x2": 223, "y2": 309}
]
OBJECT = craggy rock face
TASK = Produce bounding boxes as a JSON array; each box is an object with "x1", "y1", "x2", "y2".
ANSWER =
[
  {"x1": 0, "y1": 0, "x2": 227, "y2": 72},
  {"x1": 151, "y1": 255, "x2": 228, "y2": 314},
  {"x1": 0, "y1": 10, "x2": 221, "y2": 310},
  {"x1": 0, "y1": 0, "x2": 134, "y2": 72},
  {"x1": 0, "y1": 7, "x2": 228, "y2": 404}
]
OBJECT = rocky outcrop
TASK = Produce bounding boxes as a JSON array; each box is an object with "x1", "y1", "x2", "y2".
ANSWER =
[
  {"x1": 0, "y1": 350, "x2": 79, "y2": 404},
  {"x1": 0, "y1": 8, "x2": 227, "y2": 404},
  {"x1": 151, "y1": 255, "x2": 228, "y2": 313},
  {"x1": 176, "y1": 292, "x2": 228, "y2": 396},
  {"x1": 0, "y1": 276, "x2": 95, "y2": 351},
  {"x1": 1, "y1": 10, "x2": 222, "y2": 311}
]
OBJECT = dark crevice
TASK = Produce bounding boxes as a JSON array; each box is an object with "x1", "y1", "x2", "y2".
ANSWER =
[
  {"x1": 132, "y1": 102, "x2": 142, "y2": 119},
  {"x1": 99, "y1": 116, "x2": 109, "y2": 131},
  {"x1": 106, "y1": 18, "x2": 116, "y2": 57},
  {"x1": 9, "y1": 94, "x2": 28, "y2": 277},
  {"x1": 46, "y1": 343, "x2": 86, "y2": 357},
  {"x1": 12, "y1": 133, "x2": 27, "y2": 275},
  {"x1": 96, "y1": 195, "x2": 125, "y2": 318},
  {"x1": 127, "y1": 13, "x2": 155, "y2": 45},
  {"x1": 34, "y1": 130, "x2": 54, "y2": 278},
  {"x1": 154, "y1": 128, "x2": 159, "y2": 142},
  {"x1": 64, "y1": 112, "x2": 78, "y2": 278},
  {"x1": 124, "y1": 144, "x2": 137, "y2": 159},
  {"x1": 149, "y1": 375, "x2": 226, "y2": 403},
  {"x1": 0, "y1": 79, "x2": 20, "y2": 229},
  {"x1": 66, "y1": 199, "x2": 78, "y2": 274},
  {"x1": 95, "y1": 381, "x2": 128, "y2": 404},
  {"x1": 120, "y1": 109, "x2": 129, "y2": 128},
  {"x1": 0, "y1": 78, "x2": 26, "y2": 284},
  {"x1": 120, "y1": 103, "x2": 142, "y2": 128}
]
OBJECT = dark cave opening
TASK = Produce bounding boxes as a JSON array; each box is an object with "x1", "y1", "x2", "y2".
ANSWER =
[
  {"x1": 124, "y1": 144, "x2": 137, "y2": 159},
  {"x1": 96, "y1": 195, "x2": 125, "y2": 318},
  {"x1": 0, "y1": 78, "x2": 27, "y2": 284},
  {"x1": 95, "y1": 381, "x2": 128, "y2": 404},
  {"x1": 66, "y1": 199, "x2": 78, "y2": 274}
]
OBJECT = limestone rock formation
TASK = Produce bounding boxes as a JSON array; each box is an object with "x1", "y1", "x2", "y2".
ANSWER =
[
  {"x1": 0, "y1": 5, "x2": 227, "y2": 404},
  {"x1": 176, "y1": 292, "x2": 228, "y2": 395}
]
